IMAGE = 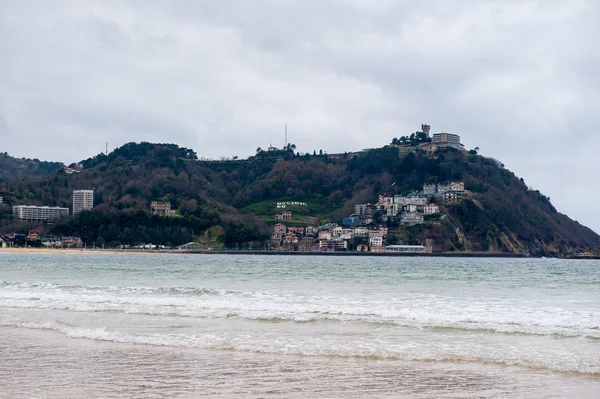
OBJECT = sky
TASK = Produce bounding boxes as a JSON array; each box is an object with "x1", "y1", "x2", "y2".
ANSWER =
[{"x1": 1, "y1": 0, "x2": 599, "y2": 233}]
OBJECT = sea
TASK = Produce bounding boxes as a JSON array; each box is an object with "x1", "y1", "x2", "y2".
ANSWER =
[{"x1": 1, "y1": 253, "x2": 599, "y2": 398}]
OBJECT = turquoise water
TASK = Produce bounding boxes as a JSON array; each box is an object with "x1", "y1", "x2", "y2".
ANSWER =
[{"x1": 1, "y1": 253, "x2": 599, "y2": 397}]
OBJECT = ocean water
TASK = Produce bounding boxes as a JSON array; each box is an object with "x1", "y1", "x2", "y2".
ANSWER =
[{"x1": 1, "y1": 253, "x2": 599, "y2": 398}]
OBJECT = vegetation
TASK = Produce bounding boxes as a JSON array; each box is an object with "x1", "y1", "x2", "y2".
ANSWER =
[{"x1": 0, "y1": 141, "x2": 598, "y2": 256}]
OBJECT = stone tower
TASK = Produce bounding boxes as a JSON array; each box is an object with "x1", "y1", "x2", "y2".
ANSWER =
[{"x1": 421, "y1": 124, "x2": 431, "y2": 138}]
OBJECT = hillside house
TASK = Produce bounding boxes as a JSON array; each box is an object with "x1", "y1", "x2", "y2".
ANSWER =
[
  {"x1": 405, "y1": 204, "x2": 417, "y2": 213},
  {"x1": 423, "y1": 184, "x2": 437, "y2": 195},
  {"x1": 353, "y1": 227, "x2": 369, "y2": 237},
  {"x1": 369, "y1": 235, "x2": 384, "y2": 247},
  {"x1": 401, "y1": 212, "x2": 424, "y2": 225},
  {"x1": 354, "y1": 204, "x2": 373, "y2": 218},
  {"x1": 283, "y1": 234, "x2": 299, "y2": 245},
  {"x1": 305, "y1": 226, "x2": 318, "y2": 237},
  {"x1": 275, "y1": 211, "x2": 292, "y2": 220},
  {"x1": 423, "y1": 204, "x2": 440, "y2": 215},
  {"x1": 441, "y1": 192, "x2": 460, "y2": 202},
  {"x1": 450, "y1": 182, "x2": 465, "y2": 192},
  {"x1": 332, "y1": 227, "x2": 354, "y2": 240},
  {"x1": 318, "y1": 230, "x2": 332, "y2": 240},
  {"x1": 288, "y1": 227, "x2": 304, "y2": 235},
  {"x1": 437, "y1": 183, "x2": 451, "y2": 193},
  {"x1": 150, "y1": 201, "x2": 172, "y2": 216},
  {"x1": 274, "y1": 223, "x2": 287, "y2": 235}
]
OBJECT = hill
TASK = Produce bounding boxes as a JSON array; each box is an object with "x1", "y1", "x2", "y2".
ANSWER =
[
  {"x1": 0, "y1": 152, "x2": 63, "y2": 181},
  {"x1": 0, "y1": 142, "x2": 598, "y2": 256}
]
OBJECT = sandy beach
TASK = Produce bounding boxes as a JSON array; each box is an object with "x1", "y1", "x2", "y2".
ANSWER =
[{"x1": 0, "y1": 247, "x2": 139, "y2": 255}]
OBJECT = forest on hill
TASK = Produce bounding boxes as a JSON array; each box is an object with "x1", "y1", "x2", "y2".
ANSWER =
[{"x1": 0, "y1": 142, "x2": 598, "y2": 256}]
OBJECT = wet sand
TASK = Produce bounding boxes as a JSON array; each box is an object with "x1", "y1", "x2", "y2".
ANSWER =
[{"x1": 1, "y1": 327, "x2": 599, "y2": 399}]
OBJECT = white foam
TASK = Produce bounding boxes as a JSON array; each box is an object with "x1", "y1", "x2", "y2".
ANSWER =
[
  {"x1": 1, "y1": 281, "x2": 599, "y2": 339},
  {"x1": 1, "y1": 317, "x2": 598, "y2": 376}
]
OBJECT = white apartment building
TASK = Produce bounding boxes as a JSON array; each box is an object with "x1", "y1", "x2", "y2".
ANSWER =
[
  {"x1": 353, "y1": 227, "x2": 369, "y2": 237},
  {"x1": 401, "y1": 212, "x2": 424, "y2": 225},
  {"x1": 332, "y1": 227, "x2": 354, "y2": 240},
  {"x1": 405, "y1": 204, "x2": 418, "y2": 213},
  {"x1": 73, "y1": 189, "x2": 94, "y2": 215},
  {"x1": 318, "y1": 230, "x2": 332, "y2": 240},
  {"x1": 424, "y1": 204, "x2": 440, "y2": 215},
  {"x1": 13, "y1": 205, "x2": 69, "y2": 221},
  {"x1": 369, "y1": 235, "x2": 383, "y2": 247}
]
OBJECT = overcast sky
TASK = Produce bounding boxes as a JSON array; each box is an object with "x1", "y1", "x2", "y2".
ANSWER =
[{"x1": 1, "y1": 0, "x2": 599, "y2": 232}]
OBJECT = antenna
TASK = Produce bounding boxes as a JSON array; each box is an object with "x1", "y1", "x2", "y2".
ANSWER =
[
  {"x1": 105, "y1": 143, "x2": 108, "y2": 156},
  {"x1": 285, "y1": 124, "x2": 288, "y2": 148}
]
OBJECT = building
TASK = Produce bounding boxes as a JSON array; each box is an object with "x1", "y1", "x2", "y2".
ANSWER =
[
  {"x1": 274, "y1": 223, "x2": 287, "y2": 235},
  {"x1": 387, "y1": 203, "x2": 400, "y2": 216},
  {"x1": 369, "y1": 235, "x2": 383, "y2": 247},
  {"x1": 342, "y1": 217, "x2": 360, "y2": 227},
  {"x1": 150, "y1": 201, "x2": 171, "y2": 216},
  {"x1": 432, "y1": 133, "x2": 462, "y2": 148},
  {"x1": 319, "y1": 239, "x2": 347, "y2": 250},
  {"x1": 450, "y1": 182, "x2": 465, "y2": 192},
  {"x1": 13, "y1": 205, "x2": 69, "y2": 221},
  {"x1": 177, "y1": 242, "x2": 209, "y2": 251},
  {"x1": 354, "y1": 204, "x2": 372, "y2": 218},
  {"x1": 405, "y1": 204, "x2": 417, "y2": 213},
  {"x1": 385, "y1": 245, "x2": 429, "y2": 253},
  {"x1": 353, "y1": 227, "x2": 369, "y2": 237},
  {"x1": 423, "y1": 204, "x2": 440, "y2": 215},
  {"x1": 283, "y1": 234, "x2": 299, "y2": 245},
  {"x1": 370, "y1": 226, "x2": 388, "y2": 237},
  {"x1": 332, "y1": 227, "x2": 354, "y2": 240},
  {"x1": 421, "y1": 123, "x2": 431, "y2": 138},
  {"x1": 423, "y1": 184, "x2": 437, "y2": 195},
  {"x1": 305, "y1": 226, "x2": 318, "y2": 237},
  {"x1": 401, "y1": 212, "x2": 424, "y2": 225},
  {"x1": 318, "y1": 230, "x2": 332, "y2": 240},
  {"x1": 441, "y1": 191, "x2": 460, "y2": 203},
  {"x1": 73, "y1": 189, "x2": 94, "y2": 215},
  {"x1": 275, "y1": 211, "x2": 292, "y2": 220},
  {"x1": 437, "y1": 183, "x2": 451, "y2": 193}
]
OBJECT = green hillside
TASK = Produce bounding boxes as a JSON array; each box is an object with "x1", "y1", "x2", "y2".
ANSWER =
[{"x1": 0, "y1": 142, "x2": 597, "y2": 256}]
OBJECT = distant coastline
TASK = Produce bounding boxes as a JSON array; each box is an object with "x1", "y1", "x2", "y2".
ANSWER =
[{"x1": 0, "y1": 247, "x2": 530, "y2": 258}]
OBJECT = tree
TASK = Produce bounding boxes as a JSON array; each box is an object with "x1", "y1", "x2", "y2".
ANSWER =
[{"x1": 256, "y1": 147, "x2": 262, "y2": 154}]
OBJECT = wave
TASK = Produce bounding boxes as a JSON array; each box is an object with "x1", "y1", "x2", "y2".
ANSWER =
[
  {"x1": 1, "y1": 318, "x2": 598, "y2": 376},
  {"x1": 2, "y1": 280, "x2": 600, "y2": 340},
  {"x1": 0, "y1": 280, "x2": 231, "y2": 296}
]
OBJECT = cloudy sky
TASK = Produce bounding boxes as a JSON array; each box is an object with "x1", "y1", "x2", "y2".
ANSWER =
[{"x1": 1, "y1": 0, "x2": 599, "y2": 232}]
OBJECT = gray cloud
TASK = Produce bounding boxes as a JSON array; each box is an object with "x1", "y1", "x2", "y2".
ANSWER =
[{"x1": 1, "y1": 0, "x2": 599, "y2": 232}]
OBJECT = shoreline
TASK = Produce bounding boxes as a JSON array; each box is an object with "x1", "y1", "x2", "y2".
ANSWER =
[{"x1": 0, "y1": 247, "x2": 530, "y2": 258}]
